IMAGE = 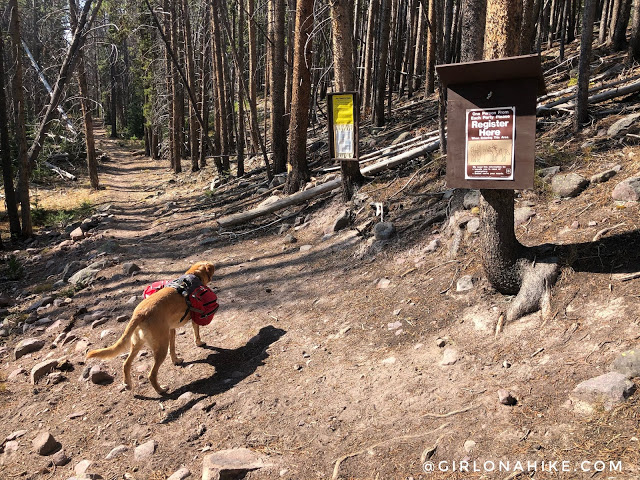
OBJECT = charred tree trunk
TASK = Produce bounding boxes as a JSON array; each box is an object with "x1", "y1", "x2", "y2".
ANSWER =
[
  {"x1": 284, "y1": 0, "x2": 313, "y2": 194},
  {"x1": 362, "y1": 0, "x2": 378, "y2": 111},
  {"x1": 9, "y1": 0, "x2": 30, "y2": 237},
  {"x1": 425, "y1": 0, "x2": 437, "y2": 95},
  {"x1": 612, "y1": 0, "x2": 632, "y2": 50},
  {"x1": 576, "y1": 0, "x2": 598, "y2": 129},
  {"x1": 373, "y1": 0, "x2": 391, "y2": 127},
  {"x1": 237, "y1": 0, "x2": 246, "y2": 177},
  {"x1": 330, "y1": 0, "x2": 355, "y2": 91},
  {"x1": 269, "y1": 0, "x2": 287, "y2": 174},
  {"x1": 629, "y1": 0, "x2": 640, "y2": 61},
  {"x1": 0, "y1": 30, "x2": 21, "y2": 240}
]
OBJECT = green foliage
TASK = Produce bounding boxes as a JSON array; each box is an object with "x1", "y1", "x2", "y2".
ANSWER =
[
  {"x1": 4, "y1": 255, "x2": 24, "y2": 281},
  {"x1": 31, "y1": 199, "x2": 94, "y2": 228},
  {"x1": 567, "y1": 77, "x2": 578, "y2": 87}
]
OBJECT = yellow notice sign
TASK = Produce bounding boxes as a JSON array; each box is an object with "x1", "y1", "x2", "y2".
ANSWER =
[{"x1": 332, "y1": 94, "x2": 354, "y2": 125}]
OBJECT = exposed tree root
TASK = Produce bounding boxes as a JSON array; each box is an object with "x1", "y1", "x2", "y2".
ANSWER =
[{"x1": 505, "y1": 257, "x2": 559, "y2": 324}]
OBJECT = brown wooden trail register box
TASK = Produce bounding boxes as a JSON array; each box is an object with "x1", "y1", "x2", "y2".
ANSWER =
[{"x1": 436, "y1": 54, "x2": 546, "y2": 190}]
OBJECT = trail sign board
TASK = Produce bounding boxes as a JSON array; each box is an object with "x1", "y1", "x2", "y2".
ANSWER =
[
  {"x1": 436, "y1": 54, "x2": 545, "y2": 190},
  {"x1": 327, "y1": 92, "x2": 359, "y2": 161}
]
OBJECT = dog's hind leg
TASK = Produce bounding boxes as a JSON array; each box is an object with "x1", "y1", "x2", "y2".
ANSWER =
[
  {"x1": 191, "y1": 322, "x2": 204, "y2": 347},
  {"x1": 169, "y1": 329, "x2": 183, "y2": 365},
  {"x1": 123, "y1": 337, "x2": 143, "y2": 391},
  {"x1": 148, "y1": 339, "x2": 170, "y2": 395}
]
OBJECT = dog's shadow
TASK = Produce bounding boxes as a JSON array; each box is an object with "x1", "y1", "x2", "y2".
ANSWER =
[{"x1": 146, "y1": 325, "x2": 286, "y2": 423}]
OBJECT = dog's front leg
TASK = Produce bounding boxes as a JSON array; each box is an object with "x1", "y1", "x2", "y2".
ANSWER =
[
  {"x1": 192, "y1": 322, "x2": 204, "y2": 347},
  {"x1": 169, "y1": 329, "x2": 183, "y2": 365}
]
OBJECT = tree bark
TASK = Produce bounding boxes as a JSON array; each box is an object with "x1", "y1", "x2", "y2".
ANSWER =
[
  {"x1": 373, "y1": 0, "x2": 392, "y2": 127},
  {"x1": 425, "y1": 0, "x2": 437, "y2": 95},
  {"x1": 284, "y1": 0, "x2": 313, "y2": 194},
  {"x1": 181, "y1": 0, "x2": 199, "y2": 171},
  {"x1": 70, "y1": 0, "x2": 99, "y2": 189},
  {"x1": 269, "y1": 0, "x2": 287, "y2": 174},
  {"x1": 0, "y1": 29, "x2": 21, "y2": 240},
  {"x1": 330, "y1": 0, "x2": 355, "y2": 91},
  {"x1": 9, "y1": 0, "x2": 30, "y2": 237},
  {"x1": 26, "y1": 0, "x2": 101, "y2": 171},
  {"x1": 460, "y1": 0, "x2": 487, "y2": 62},
  {"x1": 362, "y1": 0, "x2": 378, "y2": 111},
  {"x1": 575, "y1": 0, "x2": 598, "y2": 129},
  {"x1": 629, "y1": 0, "x2": 640, "y2": 61},
  {"x1": 237, "y1": 0, "x2": 246, "y2": 177},
  {"x1": 612, "y1": 0, "x2": 632, "y2": 50},
  {"x1": 200, "y1": 3, "x2": 211, "y2": 168}
]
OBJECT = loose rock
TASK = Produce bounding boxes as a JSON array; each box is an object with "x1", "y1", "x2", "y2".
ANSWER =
[
  {"x1": 456, "y1": 275, "x2": 474, "y2": 292},
  {"x1": 122, "y1": 262, "x2": 141, "y2": 275},
  {"x1": 590, "y1": 165, "x2": 621, "y2": 184},
  {"x1": 89, "y1": 365, "x2": 114, "y2": 385},
  {"x1": 167, "y1": 467, "x2": 191, "y2": 480},
  {"x1": 202, "y1": 448, "x2": 273, "y2": 480},
  {"x1": 32, "y1": 431, "x2": 61, "y2": 456},
  {"x1": 134, "y1": 440, "x2": 157, "y2": 461},
  {"x1": 105, "y1": 445, "x2": 129, "y2": 460},
  {"x1": 14, "y1": 338, "x2": 46, "y2": 360},
  {"x1": 610, "y1": 347, "x2": 640, "y2": 378},
  {"x1": 551, "y1": 173, "x2": 589, "y2": 198},
  {"x1": 611, "y1": 176, "x2": 640, "y2": 202},
  {"x1": 498, "y1": 389, "x2": 517, "y2": 406},
  {"x1": 373, "y1": 222, "x2": 396, "y2": 241},
  {"x1": 572, "y1": 372, "x2": 636, "y2": 409},
  {"x1": 440, "y1": 348, "x2": 458, "y2": 366},
  {"x1": 31, "y1": 359, "x2": 59, "y2": 384}
]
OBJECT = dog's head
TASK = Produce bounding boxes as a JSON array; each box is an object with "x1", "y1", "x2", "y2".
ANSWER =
[{"x1": 186, "y1": 261, "x2": 215, "y2": 284}]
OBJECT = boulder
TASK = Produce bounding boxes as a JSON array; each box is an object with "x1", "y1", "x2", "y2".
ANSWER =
[
  {"x1": 31, "y1": 359, "x2": 59, "y2": 384},
  {"x1": 612, "y1": 176, "x2": 640, "y2": 202},
  {"x1": 202, "y1": 448, "x2": 273, "y2": 480},
  {"x1": 609, "y1": 347, "x2": 640, "y2": 378},
  {"x1": 551, "y1": 173, "x2": 589, "y2": 198},
  {"x1": 32, "y1": 431, "x2": 61, "y2": 456},
  {"x1": 14, "y1": 338, "x2": 46, "y2": 360},
  {"x1": 572, "y1": 372, "x2": 636, "y2": 410},
  {"x1": 590, "y1": 165, "x2": 621, "y2": 184},
  {"x1": 373, "y1": 222, "x2": 396, "y2": 241}
]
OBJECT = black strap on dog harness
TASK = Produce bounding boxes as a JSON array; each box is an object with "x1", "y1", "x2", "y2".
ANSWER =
[{"x1": 168, "y1": 274, "x2": 202, "y2": 324}]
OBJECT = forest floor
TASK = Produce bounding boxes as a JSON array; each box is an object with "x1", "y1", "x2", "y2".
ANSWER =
[{"x1": 2, "y1": 47, "x2": 640, "y2": 480}]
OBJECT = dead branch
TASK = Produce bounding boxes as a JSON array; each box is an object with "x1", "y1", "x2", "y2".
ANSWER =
[
  {"x1": 593, "y1": 222, "x2": 626, "y2": 241},
  {"x1": 216, "y1": 139, "x2": 440, "y2": 229},
  {"x1": 44, "y1": 161, "x2": 76, "y2": 181}
]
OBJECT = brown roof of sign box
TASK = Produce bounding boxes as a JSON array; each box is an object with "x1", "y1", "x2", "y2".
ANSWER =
[{"x1": 436, "y1": 54, "x2": 546, "y2": 96}]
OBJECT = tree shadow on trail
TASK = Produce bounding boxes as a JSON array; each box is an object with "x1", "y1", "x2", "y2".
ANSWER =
[
  {"x1": 548, "y1": 230, "x2": 640, "y2": 274},
  {"x1": 151, "y1": 325, "x2": 286, "y2": 423}
]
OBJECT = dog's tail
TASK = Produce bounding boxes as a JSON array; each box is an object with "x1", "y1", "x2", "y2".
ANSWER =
[{"x1": 86, "y1": 315, "x2": 141, "y2": 360}]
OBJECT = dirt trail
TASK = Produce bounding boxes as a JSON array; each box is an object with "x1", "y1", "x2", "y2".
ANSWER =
[{"x1": 1, "y1": 128, "x2": 640, "y2": 479}]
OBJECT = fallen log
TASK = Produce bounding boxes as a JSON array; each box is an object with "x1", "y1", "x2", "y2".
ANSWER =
[
  {"x1": 216, "y1": 139, "x2": 440, "y2": 228},
  {"x1": 537, "y1": 77, "x2": 640, "y2": 114},
  {"x1": 44, "y1": 161, "x2": 76, "y2": 181}
]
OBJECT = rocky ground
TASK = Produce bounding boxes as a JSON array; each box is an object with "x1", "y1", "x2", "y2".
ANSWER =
[{"x1": 2, "y1": 47, "x2": 640, "y2": 480}]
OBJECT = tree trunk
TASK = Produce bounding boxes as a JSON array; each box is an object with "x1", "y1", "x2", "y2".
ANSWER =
[
  {"x1": 608, "y1": 0, "x2": 622, "y2": 44},
  {"x1": 405, "y1": 0, "x2": 418, "y2": 97},
  {"x1": 612, "y1": 0, "x2": 632, "y2": 50},
  {"x1": 170, "y1": 0, "x2": 182, "y2": 172},
  {"x1": 575, "y1": 0, "x2": 598, "y2": 129},
  {"x1": 269, "y1": 0, "x2": 287, "y2": 174},
  {"x1": 70, "y1": 0, "x2": 99, "y2": 189},
  {"x1": 247, "y1": 0, "x2": 259, "y2": 155},
  {"x1": 9, "y1": 0, "x2": 30, "y2": 237},
  {"x1": 599, "y1": 0, "x2": 612, "y2": 44},
  {"x1": 330, "y1": 0, "x2": 355, "y2": 91},
  {"x1": 237, "y1": 0, "x2": 246, "y2": 177},
  {"x1": 362, "y1": 0, "x2": 378, "y2": 111},
  {"x1": 0, "y1": 30, "x2": 21, "y2": 240},
  {"x1": 110, "y1": 47, "x2": 118, "y2": 138},
  {"x1": 26, "y1": 0, "x2": 100, "y2": 170},
  {"x1": 181, "y1": 0, "x2": 199, "y2": 171},
  {"x1": 200, "y1": 4, "x2": 211, "y2": 168},
  {"x1": 284, "y1": 0, "x2": 313, "y2": 194},
  {"x1": 373, "y1": 0, "x2": 392, "y2": 127},
  {"x1": 629, "y1": 0, "x2": 640, "y2": 61},
  {"x1": 285, "y1": 0, "x2": 296, "y2": 116},
  {"x1": 212, "y1": 0, "x2": 228, "y2": 174},
  {"x1": 425, "y1": 0, "x2": 437, "y2": 95},
  {"x1": 460, "y1": 0, "x2": 487, "y2": 62}
]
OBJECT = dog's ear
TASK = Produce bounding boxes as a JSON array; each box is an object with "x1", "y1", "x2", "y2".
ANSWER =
[{"x1": 203, "y1": 262, "x2": 215, "y2": 283}]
